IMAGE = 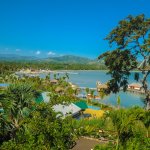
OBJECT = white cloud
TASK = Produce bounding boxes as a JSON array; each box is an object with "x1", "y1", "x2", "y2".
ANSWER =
[
  {"x1": 47, "y1": 51, "x2": 56, "y2": 56},
  {"x1": 36, "y1": 50, "x2": 41, "y2": 55}
]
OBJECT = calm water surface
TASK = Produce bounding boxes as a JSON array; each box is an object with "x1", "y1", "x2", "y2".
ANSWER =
[{"x1": 48, "y1": 70, "x2": 150, "y2": 108}]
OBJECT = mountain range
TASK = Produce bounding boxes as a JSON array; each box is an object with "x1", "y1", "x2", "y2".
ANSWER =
[
  {"x1": 44, "y1": 55, "x2": 97, "y2": 64},
  {"x1": 0, "y1": 54, "x2": 101, "y2": 64},
  {"x1": 0, "y1": 54, "x2": 38, "y2": 61}
]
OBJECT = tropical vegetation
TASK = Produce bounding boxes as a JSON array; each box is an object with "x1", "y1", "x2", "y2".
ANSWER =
[
  {"x1": 99, "y1": 14, "x2": 150, "y2": 110},
  {"x1": 0, "y1": 14, "x2": 150, "y2": 150}
]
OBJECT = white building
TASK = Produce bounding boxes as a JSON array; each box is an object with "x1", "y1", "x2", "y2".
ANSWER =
[{"x1": 52, "y1": 103, "x2": 81, "y2": 117}]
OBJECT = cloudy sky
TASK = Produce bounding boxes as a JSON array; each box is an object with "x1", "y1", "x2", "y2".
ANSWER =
[{"x1": 0, "y1": 0, "x2": 150, "y2": 58}]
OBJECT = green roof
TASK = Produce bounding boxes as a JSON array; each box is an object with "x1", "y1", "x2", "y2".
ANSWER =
[
  {"x1": 35, "y1": 92, "x2": 50, "y2": 104},
  {"x1": 74, "y1": 101, "x2": 88, "y2": 110},
  {"x1": 0, "y1": 108, "x2": 4, "y2": 113},
  {"x1": 35, "y1": 95, "x2": 44, "y2": 104}
]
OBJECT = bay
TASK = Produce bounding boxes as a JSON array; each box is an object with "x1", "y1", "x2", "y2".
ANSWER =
[{"x1": 49, "y1": 70, "x2": 150, "y2": 108}]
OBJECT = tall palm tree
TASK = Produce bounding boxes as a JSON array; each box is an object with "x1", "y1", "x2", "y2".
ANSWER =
[
  {"x1": 0, "y1": 83, "x2": 40, "y2": 138},
  {"x1": 90, "y1": 89, "x2": 95, "y2": 98},
  {"x1": 116, "y1": 96, "x2": 121, "y2": 109},
  {"x1": 85, "y1": 88, "x2": 90, "y2": 104}
]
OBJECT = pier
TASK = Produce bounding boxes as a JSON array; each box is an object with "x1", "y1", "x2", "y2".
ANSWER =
[{"x1": 79, "y1": 87, "x2": 97, "y2": 90}]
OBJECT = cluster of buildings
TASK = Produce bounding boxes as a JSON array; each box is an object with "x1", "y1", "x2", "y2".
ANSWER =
[
  {"x1": 15, "y1": 69, "x2": 52, "y2": 78},
  {"x1": 18, "y1": 68, "x2": 51, "y2": 74},
  {"x1": 96, "y1": 81, "x2": 145, "y2": 93},
  {"x1": 37, "y1": 92, "x2": 104, "y2": 119}
]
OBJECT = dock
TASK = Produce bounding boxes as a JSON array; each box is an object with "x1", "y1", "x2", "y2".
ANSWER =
[{"x1": 79, "y1": 87, "x2": 97, "y2": 90}]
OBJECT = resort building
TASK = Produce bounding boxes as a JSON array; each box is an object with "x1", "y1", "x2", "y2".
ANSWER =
[
  {"x1": 50, "y1": 79, "x2": 58, "y2": 84},
  {"x1": 76, "y1": 93, "x2": 87, "y2": 99},
  {"x1": 96, "y1": 82, "x2": 108, "y2": 92},
  {"x1": 87, "y1": 93, "x2": 95, "y2": 99},
  {"x1": 128, "y1": 83, "x2": 142, "y2": 91},
  {"x1": 52, "y1": 103, "x2": 81, "y2": 118},
  {"x1": 35, "y1": 92, "x2": 50, "y2": 103},
  {"x1": 55, "y1": 86, "x2": 64, "y2": 93},
  {"x1": 74, "y1": 101, "x2": 88, "y2": 111}
]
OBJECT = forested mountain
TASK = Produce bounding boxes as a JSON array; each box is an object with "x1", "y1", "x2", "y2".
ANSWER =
[
  {"x1": 0, "y1": 54, "x2": 100, "y2": 64},
  {"x1": 44, "y1": 55, "x2": 96, "y2": 64},
  {"x1": 0, "y1": 54, "x2": 38, "y2": 61}
]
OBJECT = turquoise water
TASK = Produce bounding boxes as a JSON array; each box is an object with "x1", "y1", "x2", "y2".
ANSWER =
[
  {"x1": 42, "y1": 70, "x2": 150, "y2": 108},
  {"x1": 88, "y1": 105, "x2": 100, "y2": 110},
  {"x1": 67, "y1": 70, "x2": 150, "y2": 88},
  {"x1": 93, "y1": 91, "x2": 145, "y2": 108},
  {"x1": 0, "y1": 83, "x2": 9, "y2": 87}
]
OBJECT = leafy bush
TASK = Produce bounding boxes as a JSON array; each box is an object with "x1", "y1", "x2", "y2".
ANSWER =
[
  {"x1": 1, "y1": 103, "x2": 76, "y2": 150},
  {"x1": 94, "y1": 143, "x2": 115, "y2": 150}
]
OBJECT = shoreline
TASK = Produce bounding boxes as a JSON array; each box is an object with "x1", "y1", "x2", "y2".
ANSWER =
[
  {"x1": 53, "y1": 70, "x2": 142, "y2": 72},
  {"x1": 16, "y1": 69, "x2": 144, "y2": 75}
]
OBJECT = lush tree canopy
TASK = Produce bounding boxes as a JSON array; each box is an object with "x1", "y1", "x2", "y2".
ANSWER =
[
  {"x1": 0, "y1": 83, "x2": 76, "y2": 149},
  {"x1": 99, "y1": 14, "x2": 150, "y2": 109},
  {"x1": 1, "y1": 103, "x2": 75, "y2": 150}
]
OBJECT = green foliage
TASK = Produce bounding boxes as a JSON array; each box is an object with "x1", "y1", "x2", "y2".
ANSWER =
[
  {"x1": 49, "y1": 92, "x2": 76, "y2": 105},
  {"x1": 98, "y1": 90, "x2": 106, "y2": 99},
  {"x1": 109, "y1": 109, "x2": 135, "y2": 144},
  {"x1": 85, "y1": 87, "x2": 90, "y2": 94},
  {"x1": 116, "y1": 96, "x2": 121, "y2": 109},
  {"x1": 0, "y1": 76, "x2": 77, "y2": 149},
  {"x1": 93, "y1": 107, "x2": 149, "y2": 150},
  {"x1": 90, "y1": 89, "x2": 95, "y2": 97},
  {"x1": 107, "y1": 107, "x2": 149, "y2": 149},
  {"x1": 94, "y1": 138, "x2": 150, "y2": 150},
  {"x1": 94, "y1": 137, "x2": 149, "y2": 150},
  {"x1": 0, "y1": 81, "x2": 149, "y2": 149},
  {"x1": 94, "y1": 143, "x2": 115, "y2": 150},
  {"x1": 98, "y1": 14, "x2": 150, "y2": 109},
  {"x1": 1, "y1": 84, "x2": 39, "y2": 116},
  {"x1": 99, "y1": 49, "x2": 137, "y2": 93},
  {"x1": 73, "y1": 118, "x2": 106, "y2": 138},
  {"x1": 1, "y1": 103, "x2": 76, "y2": 150},
  {"x1": 125, "y1": 137, "x2": 150, "y2": 150},
  {"x1": 0, "y1": 83, "x2": 40, "y2": 143},
  {"x1": 89, "y1": 101, "x2": 112, "y2": 110},
  {"x1": 0, "y1": 61, "x2": 107, "y2": 77}
]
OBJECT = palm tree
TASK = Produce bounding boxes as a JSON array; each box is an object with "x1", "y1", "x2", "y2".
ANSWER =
[
  {"x1": 45, "y1": 74, "x2": 50, "y2": 82},
  {"x1": 0, "y1": 83, "x2": 40, "y2": 138},
  {"x1": 116, "y1": 96, "x2": 121, "y2": 109},
  {"x1": 109, "y1": 109, "x2": 140, "y2": 149},
  {"x1": 85, "y1": 88, "x2": 90, "y2": 104},
  {"x1": 90, "y1": 89, "x2": 95, "y2": 98},
  {"x1": 85, "y1": 87, "x2": 90, "y2": 96},
  {"x1": 74, "y1": 88, "x2": 80, "y2": 96}
]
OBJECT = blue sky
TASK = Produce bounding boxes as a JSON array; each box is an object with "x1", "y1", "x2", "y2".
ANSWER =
[{"x1": 0, "y1": 0, "x2": 150, "y2": 58}]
